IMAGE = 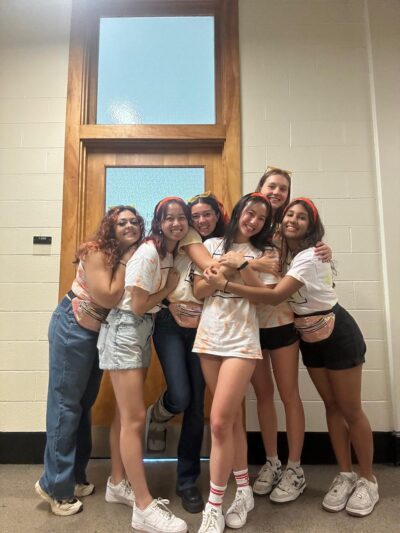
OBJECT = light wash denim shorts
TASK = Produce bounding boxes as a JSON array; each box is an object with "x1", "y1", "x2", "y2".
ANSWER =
[{"x1": 98, "y1": 308, "x2": 153, "y2": 370}]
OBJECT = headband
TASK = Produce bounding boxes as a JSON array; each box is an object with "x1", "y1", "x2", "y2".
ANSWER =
[
  {"x1": 250, "y1": 192, "x2": 269, "y2": 201},
  {"x1": 188, "y1": 191, "x2": 230, "y2": 225},
  {"x1": 156, "y1": 196, "x2": 184, "y2": 214},
  {"x1": 286, "y1": 197, "x2": 318, "y2": 223}
]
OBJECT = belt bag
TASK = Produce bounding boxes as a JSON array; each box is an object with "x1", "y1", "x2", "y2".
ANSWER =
[
  {"x1": 294, "y1": 312, "x2": 335, "y2": 343},
  {"x1": 168, "y1": 302, "x2": 202, "y2": 329}
]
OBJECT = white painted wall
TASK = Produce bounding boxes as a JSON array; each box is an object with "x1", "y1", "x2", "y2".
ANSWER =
[{"x1": 0, "y1": 0, "x2": 398, "y2": 434}]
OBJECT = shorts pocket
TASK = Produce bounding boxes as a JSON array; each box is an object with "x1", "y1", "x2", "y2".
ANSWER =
[{"x1": 97, "y1": 323, "x2": 109, "y2": 354}]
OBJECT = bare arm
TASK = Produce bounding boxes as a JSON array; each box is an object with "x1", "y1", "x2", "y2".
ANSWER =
[
  {"x1": 83, "y1": 248, "x2": 135, "y2": 308},
  {"x1": 182, "y1": 242, "x2": 216, "y2": 271},
  {"x1": 193, "y1": 273, "x2": 217, "y2": 300},
  {"x1": 130, "y1": 268, "x2": 180, "y2": 315},
  {"x1": 315, "y1": 241, "x2": 332, "y2": 263},
  {"x1": 204, "y1": 267, "x2": 303, "y2": 305}
]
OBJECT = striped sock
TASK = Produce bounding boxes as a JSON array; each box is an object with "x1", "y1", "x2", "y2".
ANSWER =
[
  {"x1": 233, "y1": 468, "x2": 250, "y2": 489},
  {"x1": 208, "y1": 481, "x2": 226, "y2": 508}
]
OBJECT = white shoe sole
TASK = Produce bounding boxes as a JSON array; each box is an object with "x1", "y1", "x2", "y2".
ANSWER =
[
  {"x1": 322, "y1": 500, "x2": 347, "y2": 512},
  {"x1": 105, "y1": 491, "x2": 134, "y2": 507},
  {"x1": 35, "y1": 481, "x2": 83, "y2": 516},
  {"x1": 270, "y1": 483, "x2": 306, "y2": 503},
  {"x1": 346, "y1": 497, "x2": 379, "y2": 517},
  {"x1": 131, "y1": 520, "x2": 187, "y2": 533}
]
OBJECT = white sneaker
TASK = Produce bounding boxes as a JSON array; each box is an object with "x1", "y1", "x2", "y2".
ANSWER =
[
  {"x1": 345, "y1": 476, "x2": 379, "y2": 517},
  {"x1": 105, "y1": 477, "x2": 134, "y2": 507},
  {"x1": 322, "y1": 472, "x2": 358, "y2": 512},
  {"x1": 74, "y1": 482, "x2": 95, "y2": 497},
  {"x1": 35, "y1": 480, "x2": 83, "y2": 516},
  {"x1": 198, "y1": 503, "x2": 225, "y2": 533},
  {"x1": 269, "y1": 466, "x2": 306, "y2": 503},
  {"x1": 253, "y1": 459, "x2": 282, "y2": 495},
  {"x1": 225, "y1": 486, "x2": 254, "y2": 529},
  {"x1": 132, "y1": 498, "x2": 187, "y2": 532}
]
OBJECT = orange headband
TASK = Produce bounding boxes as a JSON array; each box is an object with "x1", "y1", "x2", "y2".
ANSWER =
[
  {"x1": 250, "y1": 192, "x2": 269, "y2": 201},
  {"x1": 287, "y1": 197, "x2": 318, "y2": 223},
  {"x1": 156, "y1": 196, "x2": 184, "y2": 214}
]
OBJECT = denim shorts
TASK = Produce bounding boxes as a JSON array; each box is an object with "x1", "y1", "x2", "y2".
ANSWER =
[{"x1": 97, "y1": 308, "x2": 153, "y2": 370}]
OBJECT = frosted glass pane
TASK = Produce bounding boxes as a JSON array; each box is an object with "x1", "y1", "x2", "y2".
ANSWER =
[
  {"x1": 97, "y1": 17, "x2": 215, "y2": 124},
  {"x1": 106, "y1": 167, "x2": 205, "y2": 229}
]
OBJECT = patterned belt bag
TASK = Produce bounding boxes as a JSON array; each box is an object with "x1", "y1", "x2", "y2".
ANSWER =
[
  {"x1": 169, "y1": 301, "x2": 203, "y2": 329},
  {"x1": 294, "y1": 312, "x2": 335, "y2": 343}
]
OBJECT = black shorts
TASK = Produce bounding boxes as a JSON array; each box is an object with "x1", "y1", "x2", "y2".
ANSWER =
[
  {"x1": 259, "y1": 323, "x2": 299, "y2": 351},
  {"x1": 299, "y1": 304, "x2": 366, "y2": 370}
]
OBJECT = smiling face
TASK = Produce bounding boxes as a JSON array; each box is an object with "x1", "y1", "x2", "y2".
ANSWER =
[
  {"x1": 160, "y1": 202, "x2": 189, "y2": 247},
  {"x1": 190, "y1": 202, "x2": 219, "y2": 238},
  {"x1": 282, "y1": 203, "x2": 310, "y2": 242},
  {"x1": 260, "y1": 173, "x2": 290, "y2": 212},
  {"x1": 236, "y1": 200, "x2": 268, "y2": 242},
  {"x1": 114, "y1": 209, "x2": 142, "y2": 249}
]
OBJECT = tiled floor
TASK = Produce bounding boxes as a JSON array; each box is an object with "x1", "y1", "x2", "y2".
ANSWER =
[{"x1": 1, "y1": 460, "x2": 399, "y2": 533}]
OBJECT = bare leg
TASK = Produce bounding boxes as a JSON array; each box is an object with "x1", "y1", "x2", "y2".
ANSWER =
[
  {"x1": 109, "y1": 407, "x2": 126, "y2": 484},
  {"x1": 251, "y1": 352, "x2": 277, "y2": 457},
  {"x1": 109, "y1": 369, "x2": 152, "y2": 509},
  {"x1": 270, "y1": 341, "x2": 304, "y2": 463},
  {"x1": 307, "y1": 367, "x2": 352, "y2": 472},
  {"x1": 327, "y1": 365, "x2": 374, "y2": 480},
  {"x1": 200, "y1": 355, "x2": 256, "y2": 487}
]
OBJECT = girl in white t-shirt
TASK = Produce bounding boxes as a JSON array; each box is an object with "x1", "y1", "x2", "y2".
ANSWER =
[
  {"x1": 204, "y1": 197, "x2": 378, "y2": 519},
  {"x1": 193, "y1": 193, "x2": 274, "y2": 533},
  {"x1": 98, "y1": 197, "x2": 189, "y2": 533}
]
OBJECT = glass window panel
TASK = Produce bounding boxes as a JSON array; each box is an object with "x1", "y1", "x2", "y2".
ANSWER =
[
  {"x1": 97, "y1": 17, "x2": 215, "y2": 124},
  {"x1": 106, "y1": 167, "x2": 205, "y2": 229}
]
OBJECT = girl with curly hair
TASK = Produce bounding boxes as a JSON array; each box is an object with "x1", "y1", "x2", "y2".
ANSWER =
[{"x1": 35, "y1": 206, "x2": 144, "y2": 516}]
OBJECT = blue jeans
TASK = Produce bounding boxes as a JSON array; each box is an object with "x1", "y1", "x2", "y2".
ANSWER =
[
  {"x1": 153, "y1": 308, "x2": 205, "y2": 490},
  {"x1": 39, "y1": 296, "x2": 103, "y2": 499}
]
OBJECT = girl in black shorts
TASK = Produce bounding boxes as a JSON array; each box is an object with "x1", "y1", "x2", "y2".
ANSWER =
[{"x1": 204, "y1": 197, "x2": 379, "y2": 518}]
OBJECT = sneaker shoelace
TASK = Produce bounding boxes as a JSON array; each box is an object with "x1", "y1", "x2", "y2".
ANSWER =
[
  {"x1": 278, "y1": 468, "x2": 299, "y2": 492},
  {"x1": 122, "y1": 479, "x2": 133, "y2": 497},
  {"x1": 328, "y1": 474, "x2": 351, "y2": 495},
  {"x1": 152, "y1": 498, "x2": 174, "y2": 521},
  {"x1": 352, "y1": 480, "x2": 371, "y2": 502},
  {"x1": 201, "y1": 507, "x2": 220, "y2": 532},
  {"x1": 257, "y1": 462, "x2": 277, "y2": 483},
  {"x1": 229, "y1": 491, "x2": 246, "y2": 516}
]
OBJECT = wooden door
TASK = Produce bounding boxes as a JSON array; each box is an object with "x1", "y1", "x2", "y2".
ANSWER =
[{"x1": 84, "y1": 147, "x2": 223, "y2": 426}]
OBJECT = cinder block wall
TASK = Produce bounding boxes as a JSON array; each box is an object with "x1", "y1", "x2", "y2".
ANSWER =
[
  {"x1": 240, "y1": 0, "x2": 395, "y2": 432},
  {"x1": 0, "y1": 1, "x2": 71, "y2": 430}
]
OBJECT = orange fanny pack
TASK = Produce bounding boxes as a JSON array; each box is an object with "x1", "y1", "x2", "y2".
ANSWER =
[
  {"x1": 294, "y1": 312, "x2": 335, "y2": 343},
  {"x1": 168, "y1": 302, "x2": 203, "y2": 329}
]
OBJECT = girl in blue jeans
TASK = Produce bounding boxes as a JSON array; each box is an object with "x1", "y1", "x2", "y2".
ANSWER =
[
  {"x1": 35, "y1": 206, "x2": 143, "y2": 516},
  {"x1": 146, "y1": 193, "x2": 228, "y2": 513}
]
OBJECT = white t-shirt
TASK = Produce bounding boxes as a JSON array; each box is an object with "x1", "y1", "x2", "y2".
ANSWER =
[
  {"x1": 168, "y1": 227, "x2": 203, "y2": 305},
  {"x1": 256, "y1": 245, "x2": 294, "y2": 328},
  {"x1": 118, "y1": 241, "x2": 173, "y2": 313},
  {"x1": 193, "y1": 238, "x2": 266, "y2": 359},
  {"x1": 285, "y1": 247, "x2": 338, "y2": 315}
]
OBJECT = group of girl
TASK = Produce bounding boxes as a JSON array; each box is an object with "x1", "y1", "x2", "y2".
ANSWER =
[{"x1": 36, "y1": 167, "x2": 379, "y2": 533}]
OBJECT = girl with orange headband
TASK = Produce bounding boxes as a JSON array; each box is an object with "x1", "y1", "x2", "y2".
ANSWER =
[
  {"x1": 204, "y1": 197, "x2": 379, "y2": 518},
  {"x1": 98, "y1": 197, "x2": 190, "y2": 533},
  {"x1": 146, "y1": 192, "x2": 228, "y2": 515},
  {"x1": 247, "y1": 168, "x2": 331, "y2": 504},
  {"x1": 192, "y1": 193, "x2": 274, "y2": 533}
]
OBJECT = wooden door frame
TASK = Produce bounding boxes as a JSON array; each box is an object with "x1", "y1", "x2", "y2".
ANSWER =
[{"x1": 60, "y1": 0, "x2": 241, "y2": 297}]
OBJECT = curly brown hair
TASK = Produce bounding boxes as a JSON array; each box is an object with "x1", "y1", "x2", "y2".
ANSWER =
[{"x1": 77, "y1": 206, "x2": 145, "y2": 268}]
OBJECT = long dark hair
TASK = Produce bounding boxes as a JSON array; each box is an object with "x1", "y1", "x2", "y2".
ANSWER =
[
  {"x1": 222, "y1": 193, "x2": 273, "y2": 254},
  {"x1": 77, "y1": 205, "x2": 145, "y2": 268},
  {"x1": 281, "y1": 198, "x2": 325, "y2": 260},
  {"x1": 188, "y1": 193, "x2": 229, "y2": 240},
  {"x1": 146, "y1": 197, "x2": 191, "y2": 259},
  {"x1": 255, "y1": 167, "x2": 292, "y2": 226}
]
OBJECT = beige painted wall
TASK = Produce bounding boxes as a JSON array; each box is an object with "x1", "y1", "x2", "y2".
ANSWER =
[{"x1": 0, "y1": 0, "x2": 398, "y2": 434}]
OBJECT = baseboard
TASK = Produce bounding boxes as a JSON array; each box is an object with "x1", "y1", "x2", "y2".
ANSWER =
[
  {"x1": 1, "y1": 430, "x2": 399, "y2": 464},
  {"x1": 247, "y1": 431, "x2": 400, "y2": 465}
]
